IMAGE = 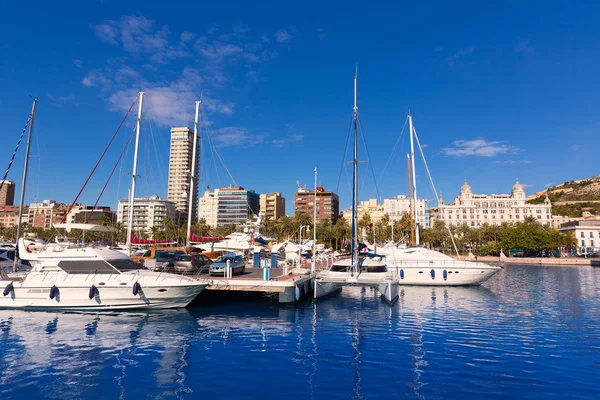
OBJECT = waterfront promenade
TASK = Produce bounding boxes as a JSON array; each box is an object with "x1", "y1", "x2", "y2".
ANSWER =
[{"x1": 454, "y1": 254, "x2": 598, "y2": 266}]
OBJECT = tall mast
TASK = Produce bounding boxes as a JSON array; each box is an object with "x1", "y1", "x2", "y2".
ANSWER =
[
  {"x1": 407, "y1": 154, "x2": 414, "y2": 246},
  {"x1": 186, "y1": 101, "x2": 201, "y2": 247},
  {"x1": 408, "y1": 113, "x2": 419, "y2": 245},
  {"x1": 351, "y1": 69, "x2": 359, "y2": 274},
  {"x1": 312, "y1": 167, "x2": 317, "y2": 273},
  {"x1": 126, "y1": 92, "x2": 144, "y2": 256},
  {"x1": 14, "y1": 98, "x2": 37, "y2": 272}
]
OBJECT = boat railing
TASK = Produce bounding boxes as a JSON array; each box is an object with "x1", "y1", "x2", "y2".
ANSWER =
[{"x1": 388, "y1": 259, "x2": 496, "y2": 268}]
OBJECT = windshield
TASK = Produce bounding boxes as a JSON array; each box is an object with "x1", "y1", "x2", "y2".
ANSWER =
[
  {"x1": 108, "y1": 259, "x2": 147, "y2": 272},
  {"x1": 155, "y1": 251, "x2": 179, "y2": 259},
  {"x1": 215, "y1": 256, "x2": 234, "y2": 263}
]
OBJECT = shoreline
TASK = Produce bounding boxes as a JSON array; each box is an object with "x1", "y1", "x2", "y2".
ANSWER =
[{"x1": 452, "y1": 255, "x2": 600, "y2": 267}]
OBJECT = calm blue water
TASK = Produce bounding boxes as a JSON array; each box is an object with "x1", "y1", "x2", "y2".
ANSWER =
[{"x1": 1, "y1": 265, "x2": 599, "y2": 400}]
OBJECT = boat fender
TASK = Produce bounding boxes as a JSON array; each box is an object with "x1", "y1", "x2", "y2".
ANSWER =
[
  {"x1": 3, "y1": 283, "x2": 13, "y2": 297},
  {"x1": 50, "y1": 285, "x2": 58, "y2": 300},
  {"x1": 89, "y1": 285, "x2": 96, "y2": 299},
  {"x1": 26, "y1": 243, "x2": 36, "y2": 253},
  {"x1": 295, "y1": 286, "x2": 300, "y2": 301},
  {"x1": 400, "y1": 269, "x2": 404, "y2": 279},
  {"x1": 443, "y1": 270, "x2": 448, "y2": 280},
  {"x1": 133, "y1": 282, "x2": 141, "y2": 296},
  {"x1": 430, "y1": 269, "x2": 435, "y2": 280}
]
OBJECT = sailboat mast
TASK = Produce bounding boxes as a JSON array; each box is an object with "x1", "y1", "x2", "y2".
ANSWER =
[
  {"x1": 312, "y1": 166, "x2": 317, "y2": 273},
  {"x1": 408, "y1": 113, "x2": 420, "y2": 245},
  {"x1": 186, "y1": 101, "x2": 201, "y2": 247},
  {"x1": 14, "y1": 98, "x2": 37, "y2": 272},
  {"x1": 407, "y1": 154, "x2": 414, "y2": 246},
  {"x1": 351, "y1": 71, "x2": 359, "y2": 273},
  {"x1": 126, "y1": 92, "x2": 144, "y2": 256}
]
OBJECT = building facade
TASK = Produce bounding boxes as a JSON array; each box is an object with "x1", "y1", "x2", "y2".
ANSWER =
[
  {"x1": 383, "y1": 195, "x2": 430, "y2": 228},
  {"x1": 295, "y1": 186, "x2": 339, "y2": 223},
  {"x1": 0, "y1": 205, "x2": 28, "y2": 228},
  {"x1": 28, "y1": 200, "x2": 60, "y2": 230},
  {"x1": 198, "y1": 186, "x2": 260, "y2": 227},
  {"x1": 558, "y1": 220, "x2": 600, "y2": 253},
  {"x1": 65, "y1": 205, "x2": 115, "y2": 225},
  {"x1": 436, "y1": 180, "x2": 552, "y2": 227},
  {"x1": 167, "y1": 127, "x2": 199, "y2": 224},
  {"x1": 117, "y1": 196, "x2": 176, "y2": 236},
  {"x1": 0, "y1": 180, "x2": 15, "y2": 206},
  {"x1": 342, "y1": 198, "x2": 385, "y2": 225},
  {"x1": 260, "y1": 192, "x2": 286, "y2": 222}
]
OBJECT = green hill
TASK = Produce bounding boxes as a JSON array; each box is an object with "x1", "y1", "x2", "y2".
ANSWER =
[{"x1": 527, "y1": 175, "x2": 600, "y2": 217}]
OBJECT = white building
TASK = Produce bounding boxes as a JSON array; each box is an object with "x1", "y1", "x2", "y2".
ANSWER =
[
  {"x1": 559, "y1": 220, "x2": 600, "y2": 253},
  {"x1": 198, "y1": 190, "x2": 218, "y2": 227},
  {"x1": 437, "y1": 180, "x2": 552, "y2": 227},
  {"x1": 383, "y1": 195, "x2": 430, "y2": 228},
  {"x1": 167, "y1": 127, "x2": 199, "y2": 224},
  {"x1": 342, "y1": 196, "x2": 430, "y2": 228},
  {"x1": 117, "y1": 196, "x2": 176, "y2": 236},
  {"x1": 198, "y1": 187, "x2": 260, "y2": 227}
]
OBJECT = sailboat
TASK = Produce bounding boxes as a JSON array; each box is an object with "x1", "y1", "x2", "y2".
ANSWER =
[
  {"x1": 373, "y1": 113, "x2": 501, "y2": 285},
  {"x1": 314, "y1": 71, "x2": 399, "y2": 304},
  {"x1": 0, "y1": 93, "x2": 207, "y2": 310}
]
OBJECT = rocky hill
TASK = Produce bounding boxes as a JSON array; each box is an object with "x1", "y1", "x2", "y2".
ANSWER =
[{"x1": 527, "y1": 175, "x2": 600, "y2": 217}]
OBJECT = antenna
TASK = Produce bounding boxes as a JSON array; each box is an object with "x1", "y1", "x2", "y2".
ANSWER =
[{"x1": 296, "y1": 180, "x2": 300, "y2": 189}]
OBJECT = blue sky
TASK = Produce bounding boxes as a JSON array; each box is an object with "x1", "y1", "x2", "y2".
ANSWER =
[{"x1": 1, "y1": 0, "x2": 599, "y2": 214}]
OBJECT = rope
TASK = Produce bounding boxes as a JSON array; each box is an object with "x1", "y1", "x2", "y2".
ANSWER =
[
  {"x1": 85, "y1": 126, "x2": 136, "y2": 224},
  {"x1": 358, "y1": 118, "x2": 381, "y2": 201},
  {"x1": 0, "y1": 116, "x2": 31, "y2": 193},
  {"x1": 61, "y1": 95, "x2": 138, "y2": 223},
  {"x1": 413, "y1": 126, "x2": 460, "y2": 257}
]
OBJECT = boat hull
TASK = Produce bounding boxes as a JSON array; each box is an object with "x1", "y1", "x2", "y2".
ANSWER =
[
  {"x1": 390, "y1": 264, "x2": 501, "y2": 286},
  {"x1": 0, "y1": 272, "x2": 206, "y2": 310}
]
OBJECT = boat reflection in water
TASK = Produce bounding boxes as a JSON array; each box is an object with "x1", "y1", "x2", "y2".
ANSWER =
[{"x1": 0, "y1": 309, "x2": 199, "y2": 399}]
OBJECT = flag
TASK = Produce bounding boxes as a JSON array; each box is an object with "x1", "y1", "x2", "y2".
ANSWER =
[{"x1": 268, "y1": 241, "x2": 273, "y2": 253}]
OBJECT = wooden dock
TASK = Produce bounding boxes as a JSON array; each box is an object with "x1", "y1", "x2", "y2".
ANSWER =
[{"x1": 196, "y1": 268, "x2": 315, "y2": 303}]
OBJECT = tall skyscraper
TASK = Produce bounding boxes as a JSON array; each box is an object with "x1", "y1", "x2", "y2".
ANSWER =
[
  {"x1": 0, "y1": 180, "x2": 15, "y2": 206},
  {"x1": 167, "y1": 127, "x2": 199, "y2": 225}
]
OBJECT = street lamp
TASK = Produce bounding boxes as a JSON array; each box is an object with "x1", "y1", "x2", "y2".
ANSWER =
[{"x1": 299, "y1": 224, "x2": 310, "y2": 266}]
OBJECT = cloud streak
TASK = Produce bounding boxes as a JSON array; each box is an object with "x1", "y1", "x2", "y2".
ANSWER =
[
  {"x1": 442, "y1": 139, "x2": 520, "y2": 157},
  {"x1": 446, "y1": 47, "x2": 474, "y2": 65}
]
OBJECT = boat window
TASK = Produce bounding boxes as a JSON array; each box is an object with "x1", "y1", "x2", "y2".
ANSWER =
[
  {"x1": 108, "y1": 259, "x2": 147, "y2": 272},
  {"x1": 361, "y1": 265, "x2": 388, "y2": 273},
  {"x1": 58, "y1": 260, "x2": 118, "y2": 274},
  {"x1": 330, "y1": 265, "x2": 350, "y2": 272}
]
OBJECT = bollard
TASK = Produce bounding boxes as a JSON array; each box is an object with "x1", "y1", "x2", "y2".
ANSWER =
[
  {"x1": 263, "y1": 266, "x2": 270, "y2": 281},
  {"x1": 271, "y1": 253, "x2": 278, "y2": 269},
  {"x1": 253, "y1": 251, "x2": 261, "y2": 268},
  {"x1": 226, "y1": 259, "x2": 231, "y2": 278}
]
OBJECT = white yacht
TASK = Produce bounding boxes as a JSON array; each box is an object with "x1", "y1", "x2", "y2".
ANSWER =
[
  {"x1": 314, "y1": 71, "x2": 399, "y2": 304},
  {"x1": 366, "y1": 246, "x2": 500, "y2": 286},
  {"x1": 0, "y1": 237, "x2": 206, "y2": 310}
]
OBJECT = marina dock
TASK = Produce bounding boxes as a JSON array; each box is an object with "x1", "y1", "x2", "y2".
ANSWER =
[{"x1": 197, "y1": 268, "x2": 315, "y2": 303}]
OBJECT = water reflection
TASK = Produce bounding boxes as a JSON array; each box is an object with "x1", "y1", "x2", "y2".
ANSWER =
[{"x1": 0, "y1": 309, "x2": 198, "y2": 399}]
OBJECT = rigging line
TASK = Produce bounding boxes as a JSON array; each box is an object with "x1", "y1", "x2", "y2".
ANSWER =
[
  {"x1": 357, "y1": 118, "x2": 381, "y2": 200},
  {"x1": 378, "y1": 117, "x2": 408, "y2": 183},
  {"x1": 113, "y1": 128, "x2": 132, "y2": 230},
  {"x1": 85, "y1": 126, "x2": 136, "y2": 224},
  {"x1": 0, "y1": 115, "x2": 31, "y2": 193},
  {"x1": 335, "y1": 116, "x2": 356, "y2": 194},
  {"x1": 61, "y1": 95, "x2": 139, "y2": 223},
  {"x1": 148, "y1": 120, "x2": 166, "y2": 196},
  {"x1": 201, "y1": 107, "x2": 237, "y2": 187},
  {"x1": 413, "y1": 127, "x2": 460, "y2": 257}
]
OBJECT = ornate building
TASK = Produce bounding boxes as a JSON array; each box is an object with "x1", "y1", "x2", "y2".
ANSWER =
[{"x1": 436, "y1": 180, "x2": 552, "y2": 227}]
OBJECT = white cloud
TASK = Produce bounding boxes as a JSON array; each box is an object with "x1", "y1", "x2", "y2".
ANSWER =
[
  {"x1": 441, "y1": 139, "x2": 520, "y2": 157},
  {"x1": 570, "y1": 145, "x2": 581, "y2": 151},
  {"x1": 446, "y1": 47, "x2": 475, "y2": 65},
  {"x1": 73, "y1": 59, "x2": 84, "y2": 68},
  {"x1": 180, "y1": 32, "x2": 196, "y2": 42},
  {"x1": 211, "y1": 126, "x2": 263, "y2": 147},
  {"x1": 495, "y1": 160, "x2": 530, "y2": 164},
  {"x1": 515, "y1": 39, "x2": 533, "y2": 55},
  {"x1": 47, "y1": 94, "x2": 76, "y2": 105},
  {"x1": 544, "y1": 182, "x2": 553, "y2": 188},
  {"x1": 316, "y1": 28, "x2": 326, "y2": 40},
  {"x1": 275, "y1": 30, "x2": 293, "y2": 44},
  {"x1": 521, "y1": 183, "x2": 532, "y2": 188}
]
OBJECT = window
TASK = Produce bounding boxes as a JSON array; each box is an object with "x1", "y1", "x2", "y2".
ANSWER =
[
  {"x1": 581, "y1": 240, "x2": 585, "y2": 247},
  {"x1": 590, "y1": 232, "x2": 594, "y2": 238},
  {"x1": 592, "y1": 240, "x2": 595, "y2": 247},
  {"x1": 581, "y1": 232, "x2": 585, "y2": 238}
]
